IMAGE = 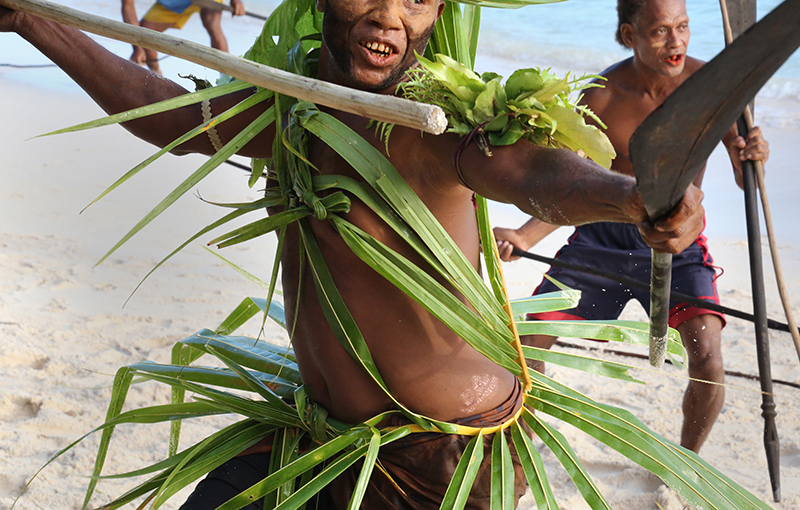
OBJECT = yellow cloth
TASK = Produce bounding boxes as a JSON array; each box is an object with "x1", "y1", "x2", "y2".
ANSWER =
[{"x1": 142, "y1": 0, "x2": 223, "y2": 29}]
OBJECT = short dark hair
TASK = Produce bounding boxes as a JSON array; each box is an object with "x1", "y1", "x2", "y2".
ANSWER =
[{"x1": 616, "y1": 0, "x2": 648, "y2": 47}]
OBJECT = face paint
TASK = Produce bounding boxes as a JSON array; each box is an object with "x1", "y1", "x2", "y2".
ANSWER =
[{"x1": 321, "y1": 0, "x2": 440, "y2": 92}]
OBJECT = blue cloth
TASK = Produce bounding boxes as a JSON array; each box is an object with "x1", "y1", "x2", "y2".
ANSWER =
[{"x1": 529, "y1": 222, "x2": 724, "y2": 328}]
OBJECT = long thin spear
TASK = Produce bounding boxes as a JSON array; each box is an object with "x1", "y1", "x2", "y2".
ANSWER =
[
  {"x1": 719, "y1": 0, "x2": 800, "y2": 364},
  {"x1": 0, "y1": 0, "x2": 447, "y2": 135},
  {"x1": 719, "y1": 0, "x2": 781, "y2": 502}
]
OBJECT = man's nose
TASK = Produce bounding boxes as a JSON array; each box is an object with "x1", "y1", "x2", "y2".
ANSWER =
[
  {"x1": 366, "y1": 0, "x2": 404, "y2": 29},
  {"x1": 666, "y1": 28, "x2": 684, "y2": 47}
]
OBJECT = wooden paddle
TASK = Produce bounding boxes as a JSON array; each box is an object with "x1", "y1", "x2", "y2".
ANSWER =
[{"x1": 0, "y1": 0, "x2": 447, "y2": 135}]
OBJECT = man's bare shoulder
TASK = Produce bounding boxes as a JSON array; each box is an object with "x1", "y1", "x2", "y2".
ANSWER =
[{"x1": 581, "y1": 57, "x2": 636, "y2": 110}]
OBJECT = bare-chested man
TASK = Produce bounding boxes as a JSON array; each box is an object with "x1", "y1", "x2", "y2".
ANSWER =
[
  {"x1": 1, "y1": 0, "x2": 705, "y2": 506},
  {"x1": 494, "y1": 0, "x2": 770, "y2": 455}
]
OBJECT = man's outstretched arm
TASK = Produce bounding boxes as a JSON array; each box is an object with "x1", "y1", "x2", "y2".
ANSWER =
[
  {"x1": 459, "y1": 140, "x2": 705, "y2": 255},
  {"x1": 1, "y1": 7, "x2": 274, "y2": 158}
]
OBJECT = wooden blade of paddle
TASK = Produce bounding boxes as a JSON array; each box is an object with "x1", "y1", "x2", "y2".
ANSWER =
[
  {"x1": 629, "y1": 0, "x2": 800, "y2": 367},
  {"x1": 724, "y1": 0, "x2": 757, "y2": 40}
]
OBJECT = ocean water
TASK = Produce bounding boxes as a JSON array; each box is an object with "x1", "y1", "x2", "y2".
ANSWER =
[
  {"x1": 1, "y1": 0, "x2": 798, "y2": 244},
  {"x1": 2, "y1": 0, "x2": 800, "y2": 100}
]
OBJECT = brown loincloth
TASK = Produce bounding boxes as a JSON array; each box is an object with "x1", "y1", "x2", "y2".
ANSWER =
[
  {"x1": 180, "y1": 383, "x2": 527, "y2": 510},
  {"x1": 321, "y1": 381, "x2": 528, "y2": 510}
]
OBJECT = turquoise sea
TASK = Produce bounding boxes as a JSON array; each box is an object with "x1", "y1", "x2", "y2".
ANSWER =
[
  {"x1": 1, "y1": 0, "x2": 798, "y2": 243},
  {"x1": 2, "y1": 0, "x2": 800, "y2": 97}
]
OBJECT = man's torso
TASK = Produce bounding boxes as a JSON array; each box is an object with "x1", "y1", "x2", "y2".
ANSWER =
[{"x1": 274, "y1": 110, "x2": 518, "y2": 426}]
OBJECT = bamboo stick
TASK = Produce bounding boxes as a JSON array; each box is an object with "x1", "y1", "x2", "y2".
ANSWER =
[
  {"x1": 720, "y1": 0, "x2": 800, "y2": 363},
  {"x1": 2, "y1": 0, "x2": 448, "y2": 135}
]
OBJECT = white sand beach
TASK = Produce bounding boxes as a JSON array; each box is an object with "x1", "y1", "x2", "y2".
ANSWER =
[{"x1": 1, "y1": 52, "x2": 800, "y2": 510}]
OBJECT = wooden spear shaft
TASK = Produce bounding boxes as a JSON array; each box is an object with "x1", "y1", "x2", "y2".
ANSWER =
[
  {"x1": 720, "y1": 0, "x2": 782, "y2": 502},
  {"x1": 719, "y1": 0, "x2": 800, "y2": 364},
  {"x1": 1, "y1": 0, "x2": 448, "y2": 135}
]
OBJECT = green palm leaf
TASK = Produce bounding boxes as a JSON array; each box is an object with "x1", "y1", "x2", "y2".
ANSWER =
[
  {"x1": 214, "y1": 296, "x2": 286, "y2": 335},
  {"x1": 99, "y1": 419, "x2": 274, "y2": 510},
  {"x1": 523, "y1": 346, "x2": 644, "y2": 384},
  {"x1": 97, "y1": 103, "x2": 279, "y2": 264},
  {"x1": 297, "y1": 108, "x2": 511, "y2": 334},
  {"x1": 175, "y1": 330, "x2": 301, "y2": 381},
  {"x1": 429, "y1": 2, "x2": 481, "y2": 70},
  {"x1": 525, "y1": 372, "x2": 773, "y2": 510},
  {"x1": 509, "y1": 290, "x2": 581, "y2": 318},
  {"x1": 332, "y1": 216, "x2": 520, "y2": 372},
  {"x1": 440, "y1": 433, "x2": 485, "y2": 510},
  {"x1": 89, "y1": 89, "x2": 274, "y2": 218},
  {"x1": 298, "y1": 218, "x2": 451, "y2": 432},
  {"x1": 37, "y1": 80, "x2": 251, "y2": 137},
  {"x1": 490, "y1": 430, "x2": 516, "y2": 510},
  {"x1": 523, "y1": 410, "x2": 611, "y2": 509},
  {"x1": 213, "y1": 431, "x2": 368, "y2": 510},
  {"x1": 516, "y1": 320, "x2": 686, "y2": 368},
  {"x1": 509, "y1": 421, "x2": 559, "y2": 509}
]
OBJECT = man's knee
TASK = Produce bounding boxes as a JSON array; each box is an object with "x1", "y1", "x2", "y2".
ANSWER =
[
  {"x1": 677, "y1": 314, "x2": 724, "y2": 378},
  {"x1": 200, "y1": 9, "x2": 223, "y2": 30},
  {"x1": 520, "y1": 334, "x2": 557, "y2": 374}
]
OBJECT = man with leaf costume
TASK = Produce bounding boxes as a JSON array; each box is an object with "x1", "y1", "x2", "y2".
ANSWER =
[{"x1": 5, "y1": 0, "x2": 781, "y2": 508}]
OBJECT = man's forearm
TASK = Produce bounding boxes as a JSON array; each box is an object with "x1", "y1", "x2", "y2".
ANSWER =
[
  {"x1": 16, "y1": 15, "x2": 187, "y2": 112},
  {"x1": 12, "y1": 13, "x2": 228, "y2": 153},
  {"x1": 515, "y1": 147, "x2": 645, "y2": 227},
  {"x1": 515, "y1": 218, "x2": 560, "y2": 247}
]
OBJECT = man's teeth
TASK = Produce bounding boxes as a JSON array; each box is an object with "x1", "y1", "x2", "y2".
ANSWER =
[{"x1": 365, "y1": 41, "x2": 391, "y2": 56}]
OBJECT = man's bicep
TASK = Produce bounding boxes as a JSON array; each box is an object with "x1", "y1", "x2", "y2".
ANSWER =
[{"x1": 458, "y1": 141, "x2": 559, "y2": 213}]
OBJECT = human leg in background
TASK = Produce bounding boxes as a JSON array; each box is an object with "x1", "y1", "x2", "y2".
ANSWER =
[
  {"x1": 200, "y1": 8, "x2": 228, "y2": 52},
  {"x1": 676, "y1": 313, "x2": 725, "y2": 453}
]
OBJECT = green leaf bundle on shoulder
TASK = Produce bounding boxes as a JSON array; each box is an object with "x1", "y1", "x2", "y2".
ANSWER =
[{"x1": 399, "y1": 53, "x2": 616, "y2": 169}]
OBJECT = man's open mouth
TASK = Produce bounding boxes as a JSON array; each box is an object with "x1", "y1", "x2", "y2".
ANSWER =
[
  {"x1": 362, "y1": 41, "x2": 395, "y2": 58},
  {"x1": 664, "y1": 54, "x2": 684, "y2": 65}
]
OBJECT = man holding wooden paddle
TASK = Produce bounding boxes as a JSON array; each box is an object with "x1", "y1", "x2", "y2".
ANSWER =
[
  {"x1": 122, "y1": 0, "x2": 245, "y2": 74},
  {"x1": 0, "y1": 0, "x2": 708, "y2": 506},
  {"x1": 495, "y1": 0, "x2": 770, "y2": 456}
]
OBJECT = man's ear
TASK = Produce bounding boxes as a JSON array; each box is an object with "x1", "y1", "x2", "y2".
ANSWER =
[
  {"x1": 316, "y1": 0, "x2": 326, "y2": 13},
  {"x1": 620, "y1": 23, "x2": 636, "y2": 48},
  {"x1": 436, "y1": 0, "x2": 445, "y2": 19}
]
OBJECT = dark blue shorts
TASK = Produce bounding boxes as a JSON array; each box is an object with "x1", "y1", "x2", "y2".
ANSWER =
[{"x1": 529, "y1": 221, "x2": 725, "y2": 329}]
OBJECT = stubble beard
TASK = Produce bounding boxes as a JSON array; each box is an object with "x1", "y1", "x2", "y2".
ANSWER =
[{"x1": 322, "y1": 4, "x2": 436, "y2": 92}]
